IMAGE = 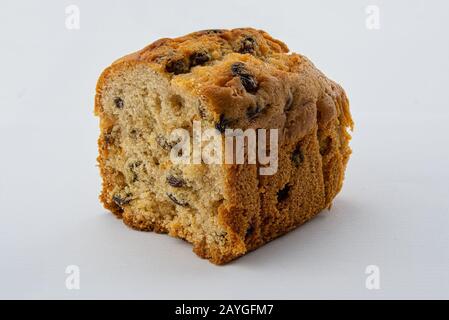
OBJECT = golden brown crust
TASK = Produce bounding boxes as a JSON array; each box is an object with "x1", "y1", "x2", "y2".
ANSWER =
[
  {"x1": 114, "y1": 28, "x2": 288, "y2": 64},
  {"x1": 95, "y1": 28, "x2": 353, "y2": 265}
]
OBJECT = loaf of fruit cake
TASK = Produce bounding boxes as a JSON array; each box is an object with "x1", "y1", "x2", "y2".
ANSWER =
[{"x1": 94, "y1": 28, "x2": 353, "y2": 264}]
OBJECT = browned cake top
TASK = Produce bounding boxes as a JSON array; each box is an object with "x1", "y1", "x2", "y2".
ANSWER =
[
  {"x1": 100, "y1": 28, "x2": 351, "y2": 138},
  {"x1": 115, "y1": 28, "x2": 290, "y2": 71}
]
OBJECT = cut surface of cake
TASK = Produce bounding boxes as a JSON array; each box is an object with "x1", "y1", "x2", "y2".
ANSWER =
[{"x1": 94, "y1": 28, "x2": 353, "y2": 264}]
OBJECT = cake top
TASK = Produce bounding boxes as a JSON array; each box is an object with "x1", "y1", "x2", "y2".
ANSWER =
[
  {"x1": 115, "y1": 28, "x2": 291, "y2": 72},
  {"x1": 103, "y1": 28, "x2": 350, "y2": 135}
]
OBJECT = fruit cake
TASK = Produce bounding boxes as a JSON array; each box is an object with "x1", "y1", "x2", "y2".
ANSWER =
[{"x1": 94, "y1": 28, "x2": 353, "y2": 264}]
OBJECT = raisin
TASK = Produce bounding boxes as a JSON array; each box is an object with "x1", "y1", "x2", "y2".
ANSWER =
[
  {"x1": 292, "y1": 144, "x2": 304, "y2": 167},
  {"x1": 190, "y1": 51, "x2": 210, "y2": 67},
  {"x1": 166, "y1": 59, "x2": 190, "y2": 75},
  {"x1": 167, "y1": 193, "x2": 189, "y2": 207},
  {"x1": 240, "y1": 75, "x2": 258, "y2": 93},
  {"x1": 215, "y1": 114, "x2": 231, "y2": 133},
  {"x1": 166, "y1": 175, "x2": 186, "y2": 188},
  {"x1": 231, "y1": 62, "x2": 258, "y2": 93},
  {"x1": 246, "y1": 104, "x2": 263, "y2": 120},
  {"x1": 231, "y1": 62, "x2": 246, "y2": 76},
  {"x1": 277, "y1": 184, "x2": 291, "y2": 202},
  {"x1": 238, "y1": 36, "x2": 256, "y2": 54},
  {"x1": 114, "y1": 97, "x2": 124, "y2": 109},
  {"x1": 112, "y1": 194, "x2": 132, "y2": 207}
]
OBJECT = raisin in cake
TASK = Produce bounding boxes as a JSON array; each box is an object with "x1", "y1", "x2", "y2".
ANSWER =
[{"x1": 94, "y1": 28, "x2": 353, "y2": 264}]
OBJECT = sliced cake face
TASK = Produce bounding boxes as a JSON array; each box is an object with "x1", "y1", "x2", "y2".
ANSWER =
[
  {"x1": 96, "y1": 63, "x2": 232, "y2": 256},
  {"x1": 95, "y1": 28, "x2": 353, "y2": 264}
]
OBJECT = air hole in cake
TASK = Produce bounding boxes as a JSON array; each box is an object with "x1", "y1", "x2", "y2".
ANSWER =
[
  {"x1": 319, "y1": 136, "x2": 332, "y2": 156},
  {"x1": 277, "y1": 184, "x2": 291, "y2": 202},
  {"x1": 168, "y1": 94, "x2": 185, "y2": 115},
  {"x1": 291, "y1": 144, "x2": 304, "y2": 167},
  {"x1": 129, "y1": 128, "x2": 139, "y2": 139},
  {"x1": 245, "y1": 224, "x2": 255, "y2": 240}
]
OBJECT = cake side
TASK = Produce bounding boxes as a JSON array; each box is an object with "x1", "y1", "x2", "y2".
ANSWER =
[
  {"x1": 199, "y1": 57, "x2": 352, "y2": 261},
  {"x1": 95, "y1": 28, "x2": 353, "y2": 264}
]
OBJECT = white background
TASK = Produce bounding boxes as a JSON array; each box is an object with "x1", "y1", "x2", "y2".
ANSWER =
[{"x1": 1, "y1": 0, "x2": 448, "y2": 299}]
